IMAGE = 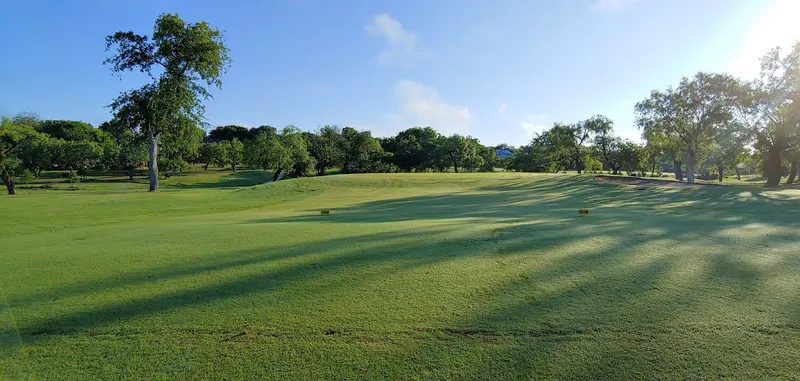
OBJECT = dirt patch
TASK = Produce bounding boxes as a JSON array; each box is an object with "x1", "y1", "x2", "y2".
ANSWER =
[{"x1": 595, "y1": 175, "x2": 730, "y2": 188}]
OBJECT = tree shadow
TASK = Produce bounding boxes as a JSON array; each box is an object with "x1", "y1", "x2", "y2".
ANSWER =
[
  {"x1": 3, "y1": 175, "x2": 799, "y2": 378},
  {"x1": 168, "y1": 170, "x2": 274, "y2": 189}
]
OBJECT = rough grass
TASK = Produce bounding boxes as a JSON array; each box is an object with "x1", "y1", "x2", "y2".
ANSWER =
[{"x1": 2, "y1": 170, "x2": 800, "y2": 380}]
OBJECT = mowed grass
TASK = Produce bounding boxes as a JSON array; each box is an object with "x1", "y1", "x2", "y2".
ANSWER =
[{"x1": 1, "y1": 171, "x2": 800, "y2": 380}]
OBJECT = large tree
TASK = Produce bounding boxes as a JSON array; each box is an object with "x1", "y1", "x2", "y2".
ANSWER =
[
  {"x1": 306, "y1": 125, "x2": 344, "y2": 176},
  {"x1": 636, "y1": 72, "x2": 737, "y2": 183},
  {"x1": 100, "y1": 119, "x2": 147, "y2": 179},
  {"x1": 341, "y1": 127, "x2": 383, "y2": 173},
  {"x1": 1, "y1": 117, "x2": 40, "y2": 195},
  {"x1": 382, "y1": 127, "x2": 440, "y2": 172},
  {"x1": 734, "y1": 42, "x2": 800, "y2": 187},
  {"x1": 105, "y1": 13, "x2": 230, "y2": 191},
  {"x1": 209, "y1": 125, "x2": 249, "y2": 142},
  {"x1": 570, "y1": 116, "x2": 606, "y2": 173}
]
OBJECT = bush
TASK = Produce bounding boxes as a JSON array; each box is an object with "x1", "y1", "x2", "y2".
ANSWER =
[
  {"x1": 22, "y1": 169, "x2": 34, "y2": 185},
  {"x1": 67, "y1": 171, "x2": 80, "y2": 189}
]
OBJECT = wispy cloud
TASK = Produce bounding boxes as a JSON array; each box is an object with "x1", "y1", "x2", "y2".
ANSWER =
[
  {"x1": 520, "y1": 114, "x2": 549, "y2": 135},
  {"x1": 588, "y1": 0, "x2": 639, "y2": 13},
  {"x1": 365, "y1": 13, "x2": 420, "y2": 64},
  {"x1": 393, "y1": 80, "x2": 472, "y2": 135}
]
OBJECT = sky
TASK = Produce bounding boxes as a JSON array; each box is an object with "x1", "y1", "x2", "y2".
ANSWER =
[{"x1": 1, "y1": 0, "x2": 799, "y2": 146}]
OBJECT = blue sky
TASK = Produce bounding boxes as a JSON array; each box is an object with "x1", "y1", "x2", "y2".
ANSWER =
[{"x1": 1, "y1": 0, "x2": 798, "y2": 146}]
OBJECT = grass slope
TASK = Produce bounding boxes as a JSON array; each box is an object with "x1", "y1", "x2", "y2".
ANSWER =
[{"x1": 1, "y1": 171, "x2": 799, "y2": 380}]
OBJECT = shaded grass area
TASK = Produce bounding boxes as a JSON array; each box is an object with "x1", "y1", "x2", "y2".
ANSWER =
[{"x1": 1, "y1": 173, "x2": 799, "y2": 379}]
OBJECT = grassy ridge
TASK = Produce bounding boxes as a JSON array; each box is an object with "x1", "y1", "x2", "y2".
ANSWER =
[{"x1": 1, "y1": 172, "x2": 799, "y2": 379}]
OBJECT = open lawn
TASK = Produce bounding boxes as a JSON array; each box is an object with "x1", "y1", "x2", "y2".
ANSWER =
[{"x1": 2, "y1": 171, "x2": 800, "y2": 380}]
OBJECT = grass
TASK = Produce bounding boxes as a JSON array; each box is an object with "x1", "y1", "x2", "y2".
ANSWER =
[{"x1": 1, "y1": 170, "x2": 799, "y2": 380}]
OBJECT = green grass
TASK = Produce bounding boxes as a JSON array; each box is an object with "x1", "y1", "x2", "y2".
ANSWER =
[{"x1": 2, "y1": 170, "x2": 800, "y2": 380}]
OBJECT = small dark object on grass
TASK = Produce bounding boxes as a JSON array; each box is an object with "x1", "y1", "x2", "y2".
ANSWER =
[
  {"x1": 635, "y1": 186, "x2": 647, "y2": 190},
  {"x1": 578, "y1": 209, "x2": 589, "y2": 215},
  {"x1": 321, "y1": 210, "x2": 330, "y2": 215}
]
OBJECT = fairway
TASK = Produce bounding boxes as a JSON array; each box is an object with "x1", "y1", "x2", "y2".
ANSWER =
[{"x1": 2, "y1": 173, "x2": 800, "y2": 379}]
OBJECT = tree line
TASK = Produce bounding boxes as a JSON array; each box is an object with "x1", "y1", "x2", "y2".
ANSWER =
[{"x1": 2, "y1": 14, "x2": 799, "y2": 194}]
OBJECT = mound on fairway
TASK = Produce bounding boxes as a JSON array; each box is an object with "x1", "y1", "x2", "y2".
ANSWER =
[{"x1": 1, "y1": 173, "x2": 799, "y2": 379}]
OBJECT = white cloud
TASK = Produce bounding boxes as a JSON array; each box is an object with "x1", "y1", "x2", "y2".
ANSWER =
[
  {"x1": 588, "y1": 0, "x2": 639, "y2": 13},
  {"x1": 726, "y1": 0, "x2": 800, "y2": 79},
  {"x1": 365, "y1": 13, "x2": 420, "y2": 64},
  {"x1": 393, "y1": 80, "x2": 472, "y2": 135},
  {"x1": 520, "y1": 114, "x2": 549, "y2": 134}
]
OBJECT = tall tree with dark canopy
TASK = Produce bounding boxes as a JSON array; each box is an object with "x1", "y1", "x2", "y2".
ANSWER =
[
  {"x1": 209, "y1": 125, "x2": 249, "y2": 142},
  {"x1": 1, "y1": 117, "x2": 40, "y2": 195},
  {"x1": 105, "y1": 13, "x2": 230, "y2": 191}
]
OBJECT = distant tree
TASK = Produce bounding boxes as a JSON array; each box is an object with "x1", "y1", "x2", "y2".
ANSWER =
[
  {"x1": 100, "y1": 119, "x2": 147, "y2": 179},
  {"x1": 636, "y1": 72, "x2": 737, "y2": 183},
  {"x1": 211, "y1": 142, "x2": 229, "y2": 168},
  {"x1": 36, "y1": 120, "x2": 100, "y2": 141},
  {"x1": 570, "y1": 116, "x2": 607, "y2": 173},
  {"x1": 18, "y1": 134, "x2": 58, "y2": 178},
  {"x1": 305, "y1": 126, "x2": 344, "y2": 175},
  {"x1": 705, "y1": 122, "x2": 751, "y2": 181},
  {"x1": 60, "y1": 140, "x2": 103, "y2": 177},
  {"x1": 245, "y1": 132, "x2": 290, "y2": 180},
  {"x1": 478, "y1": 144, "x2": 499, "y2": 172},
  {"x1": 209, "y1": 125, "x2": 249, "y2": 142},
  {"x1": 1, "y1": 117, "x2": 40, "y2": 194},
  {"x1": 617, "y1": 140, "x2": 647, "y2": 176},
  {"x1": 281, "y1": 126, "x2": 314, "y2": 177},
  {"x1": 437, "y1": 134, "x2": 469, "y2": 173},
  {"x1": 382, "y1": 127, "x2": 441, "y2": 171},
  {"x1": 339, "y1": 127, "x2": 382, "y2": 173},
  {"x1": 734, "y1": 42, "x2": 800, "y2": 187},
  {"x1": 158, "y1": 120, "x2": 205, "y2": 176},
  {"x1": 227, "y1": 138, "x2": 244, "y2": 172},
  {"x1": 105, "y1": 13, "x2": 231, "y2": 191}
]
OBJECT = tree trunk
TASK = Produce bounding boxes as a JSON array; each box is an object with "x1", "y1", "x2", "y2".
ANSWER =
[
  {"x1": 1, "y1": 167, "x2": 16, "y2": 195},
  {"x1": 673, "y1": 160, "x2": 683, "y2": 181},
  {"x1": 685, "y1": 152, "x2": 695, "y2": 184},
  {"x1": 718, "y1": 166, "x2": 724, "y2": 182},
  {"x1": 575, "y1": 150, "x2": 582, "y2": 174},
  {"x1": 204, "y1": 163, "x2": 209, "y2": 170},
  {"x1": 650, "y1": 157, "x2": 656, "y2": 176},
  {"x1": 231, "y1": 163, "x2": 236, "y2": 173},
  {"x1": 147, "y1": 130, "x2": 159, "y2": 192},
  {"x1": 449, "y1": 152, "x2": 459, "y2": 173},
  {"x1": 735, "y1": 167, "x2": 741, "y2": 180},
  {"x1": 786, "y1": 158, "x2": 798, "y2": 184},
  {"x1": 129, "y1": 166, "x2": 135, "y2": 181},
  {"x1": 272, "y1": 168, "x2": 283, "y2": 182},
  {"x1": 611, "y1": 164, "x2": 619, "y2": 175},
  {"x1": 765, "y1": 145, "x2": 782, "y2": 187}
]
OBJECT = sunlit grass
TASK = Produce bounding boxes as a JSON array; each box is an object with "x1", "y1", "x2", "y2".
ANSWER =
[{"x1": 1, "y1": 171, "x2": 799, "y2": 379}]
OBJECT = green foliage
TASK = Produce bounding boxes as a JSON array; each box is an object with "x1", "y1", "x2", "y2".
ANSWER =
[
  {"x1": 60, "y1": 140, "x2": 103, "y2": 176},
  {"x1": 381, "y1": 127, "x2": 440, "y2": 172},
  {"x1": 245, "y1": 131, "x2": 290, "y2": 173},
  {"x1": 21, "y1": 169, "x2": 34, "y2": 184},
  {"x1": 636, "y1": 72, "x2": 738, "y2": 183},
  {"x1": 209, "y1": 125, "x2": 249, "y2": 142},
  {"x1": 105, "y1": 13, "x2": 231, "y2": 191},
  {"x1": 227, "y1": 138, "x2": 244, "y2": 172},
  {"x1": 66, "y1": 170, "x2": 80, "y2": 189},
  {"x1": 306, "y1": 125, "x2": 344, "y2": 175},
  {"x1": 36, "y1": 120, "x2": 100, "y2": 142}
]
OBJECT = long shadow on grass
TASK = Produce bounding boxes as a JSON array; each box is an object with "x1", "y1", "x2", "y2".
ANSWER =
[
  {"x1": 4, "y1": 176, "x2": 800, "y2": 378},
  {"x1": 168, "y1": 170, "x2": 274, "y2": 189}
]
